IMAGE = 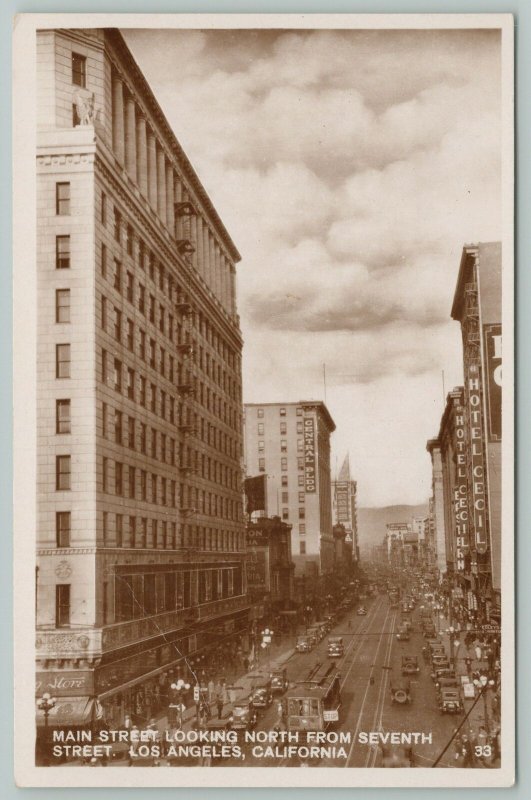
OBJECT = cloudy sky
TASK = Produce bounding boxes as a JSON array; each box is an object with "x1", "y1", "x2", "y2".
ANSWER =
[{"x1": 124, "y1": 26, "x2": 502, "y2": 508}]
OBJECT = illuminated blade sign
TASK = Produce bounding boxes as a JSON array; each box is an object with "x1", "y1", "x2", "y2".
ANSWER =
[
  {"x1": 484, "y1": 324, "x2": 502, "y2": 442},
  {"x1": 304, "y1": 416, "x2": 316, "y2": 492},
  {"x1": 454, "y1": 396, "x2": 469, "y2": 571},
  {"x1": 467, "y1": 365, "x2": 488, "y2": 554}
]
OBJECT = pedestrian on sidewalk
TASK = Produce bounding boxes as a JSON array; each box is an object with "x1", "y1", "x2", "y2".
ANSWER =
[
  {"x1": 215, "y1": 683, "x2": 224, "y2": 719},
  {"x1": 208, "y1": 678, "x2": 215, "y2": 704},
  {"x1": 461, "y1": 735, "x2": 475, "y2": 768},
  {"x1": 221, "y1": 680, "x2": 229, "y2": 707},
  {"x1": 476, "y1": 726, "x2": 489, "y2": 765},
  {"x1": 453, "y1": 731, "x2": 463, "y2": 763}
]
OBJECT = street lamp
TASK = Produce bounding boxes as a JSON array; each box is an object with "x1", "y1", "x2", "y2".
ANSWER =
[
  {"x1": 261, "y1": 628, "x2": 274, "y2": 671},
  {"x1": 472, "y1": 674, "x2": 496, "y2": 734},
  {"x1": 170, "y1": 679, "x2": 190, "y2": 727},
  {"x1": 446, "y1": 626, "x2": 460, "y2": 668},
  {"x1": 37, "y1": 692, "x2": 56, "y2": 766}
]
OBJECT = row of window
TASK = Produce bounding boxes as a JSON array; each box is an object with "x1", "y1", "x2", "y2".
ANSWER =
[
  {"x1": 258, "y1": 456, "x2": 306, "y2": 473},
  {"x1": 99, "y1": 298, "x2": 239, "y2": 431},
  {"x1": 55, "y1": 509, "x2": 245, "y2": 553},
  {"x1": 256, "y1": 421, "x2": 305, "y2": 435},
  {"x1": 281, "y1": 492, "x2": 306, "y2": 504},
  {"x1": 113, "y1": 566, "x2": 243, "y2": 624},
  {"x1": 54, "y1": 178, "x2": 240, "y2": 384},
  {"x1": 54, "y1": 562, "x2": 243, "y2": 628},
  {"x1": 100, "y1": 339, "x2": 239, "y2": 436},
  {"x1": 255, "y1": 407, "x2": 303, "y2": 418},
  {"x1": 257, "y1": 437, "x2": 305, "y2": 454},
  {"x1": 100, "y1": 351, "x2": 240, "y2": 462},
  {"x1": 100, "y1": 252, "x2": 240, "y2": 402},
  {"x1": 102, "y1": 401, "x2": 240, "y2": 490},
  {"x1": 100, "y1": 190, "x2": 239, "y2": 372},
  {"x1": 281, "y1": 507, "x2": 306, "y2": 520},
  {"x1": 99, "y1": 457, "x2": 241, "y2": 520}
]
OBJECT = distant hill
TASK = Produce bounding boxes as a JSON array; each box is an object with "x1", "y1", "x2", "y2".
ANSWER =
[{"x1": 357, "y1": 504, "x2": 428, "y2": 557}]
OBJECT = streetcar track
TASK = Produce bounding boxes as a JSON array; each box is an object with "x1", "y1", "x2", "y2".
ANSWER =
[
  {"x1": 343, "y1": 603, "x2": 393, "y2": 768},
  {"x1": 364, "y1": 608, "x2": 397, "y2": 767},
  {"x1": 266, "y1": 598, "x2": 385, "y2": 768}
]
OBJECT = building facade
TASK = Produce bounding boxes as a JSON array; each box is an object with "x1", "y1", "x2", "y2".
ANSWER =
[
  {"x1": 426, "y1": 439, "x2": 448, "y2": 575},
  {"x1": 36, "y1": 28, "x2": 249, "y2": 731},
  {"x1": 425, "y1": 242, "x2": 502, "y2": 623},
  {"x1": 332, "y1": 454, "x2": 359, "y2": 567},
  {"x1": 451, "y1": 242, "x2": 502, "y2": 618},
  {"x1": 246, "y1": 516, "x2": 295, "y2": 630},
  {"x1": 243, "y1": 401, "x2": 336, "y2": 578}
]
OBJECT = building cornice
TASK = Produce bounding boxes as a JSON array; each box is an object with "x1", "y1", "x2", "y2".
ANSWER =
[{"x1": 104, "y1": 28, "x2": 241, "y2": 264}]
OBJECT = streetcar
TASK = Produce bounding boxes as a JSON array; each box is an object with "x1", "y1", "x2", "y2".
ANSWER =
[{"x1": 285, "y1": 663, "x2": 341, "y2": 732}]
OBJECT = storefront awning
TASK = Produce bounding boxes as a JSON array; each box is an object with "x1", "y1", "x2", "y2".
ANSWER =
[{"x1": 36, "y1": 696, "x2": 96, "y2": 728}]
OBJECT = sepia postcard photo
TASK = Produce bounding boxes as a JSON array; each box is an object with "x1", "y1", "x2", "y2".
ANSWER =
[{"x1": 12, "y1": 12, "x2": 514, "y2": 788}]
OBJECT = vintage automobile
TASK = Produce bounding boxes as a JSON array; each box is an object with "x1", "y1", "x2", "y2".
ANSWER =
[
  {"x1": 396, "y1": 624, "x2": 410, "y2": 641},
  {"x1": 431, "y1": 654, "x2": 451, "y2": 673},
  {"x1": 438, "y1": 687, "x2": 463, "y2": 714},
  {"x1": 229, "y1": 698, "x2": 258, "y2": 730},
  {"x1": 390, "y1": 680, "x2": 412, "y2": 705},
  {"x1": 433, "y1": 667, "x2": 457, "y2": 685},
  {"x1": 327, "y1": 636, "x2": 345, "y2": 658},
  {"x1": 435, "y1": 675, "x2": 460, "y2": 699},
  {"x1": 429, "y1": 645, "x2": 447, "y2": 661},
  {"x1": 357, "y1": 606, "x2": 367, "y2": 616},
  {"x1": 423, "y1": 624, "x2": 437, "y2": 638},
  {"x1": 250, "y1": 678, "x2": 273, "y2": 708},
  {"x1": 296, "y1": 635, "x2": 312, "y2": 653},
  {"x1": 401, "y1": 655, "x2": 420, "y2": 675},
  {"x1": 270, "y1": 667, "x2": 289, "y2": 694},
  {"x1": 306, "y1": 627, "x2": 321, "y2": 645}
]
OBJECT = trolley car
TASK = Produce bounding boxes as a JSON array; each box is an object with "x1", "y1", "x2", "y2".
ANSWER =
[{"x1": 285, "y1": 663, "x2": 341, "y2": 732}]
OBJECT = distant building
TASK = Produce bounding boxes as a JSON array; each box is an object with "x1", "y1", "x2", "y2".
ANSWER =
[
  {"x1": 332, "y1": 454, "x2": 359, "y2": 565},
  {"x1": 243, "y1": 401, "x2": 336, "y2": 578},
  {"x1": 384, "y1": 522, "x2": 412, "y2": 569},
  {"x1": 426, "y1": 439, "x2": 448, "y2": 575},
  {"x1": 246, "y1": 516, "x2": 295, "y2": 628}
]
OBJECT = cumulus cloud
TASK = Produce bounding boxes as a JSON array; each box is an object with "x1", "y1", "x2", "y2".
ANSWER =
[{"x1": 124, "y1": 26, "x2": 501, "y2": 506}]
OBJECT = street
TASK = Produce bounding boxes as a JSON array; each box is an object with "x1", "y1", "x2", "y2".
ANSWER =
[{"x1": 177, "y1": 591, "x2": 491, "y2": 769}]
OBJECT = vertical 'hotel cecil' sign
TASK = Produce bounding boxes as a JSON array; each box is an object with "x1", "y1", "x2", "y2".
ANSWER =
[
  {"x1": 304, "y1": 416, "x2": 316, "y2": 492},
  {"x1": 467, "y1": 365, "x2": 488, "y2": 554},
  {"x1": 453, "y1": 395, "x2": 469, "y2": 571}
]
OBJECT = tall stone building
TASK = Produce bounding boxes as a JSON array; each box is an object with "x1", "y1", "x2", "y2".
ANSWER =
[
  {"x1": 35, "y1": 28, "x2": 249, "y2": 730},
  {"x1": 243, "y1": 401, "x2": 336, "y2": 577},
  {"x1": 426, "y1": 242, "x2": 502, "y2": 623},
  {"x1": 451, "y1": 242, "x2": 502, "y2": 619}
]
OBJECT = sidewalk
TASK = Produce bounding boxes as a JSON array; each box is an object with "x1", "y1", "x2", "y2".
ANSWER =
[
  {"x1": 154, "y1": 637, "x2": 297, "y2": 733},
  {"x1": 434, "y1": 612, "x2": 500, "y2": 766}
]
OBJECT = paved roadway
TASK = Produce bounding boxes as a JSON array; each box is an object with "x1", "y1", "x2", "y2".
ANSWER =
[{"x1": 222, "y1": 593, "x2": 462, "y2": 768}]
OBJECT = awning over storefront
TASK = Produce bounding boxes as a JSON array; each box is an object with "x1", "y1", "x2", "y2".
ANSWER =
[{"x1": 36, "y1": 696, "x2": 96, "y2": 728}]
